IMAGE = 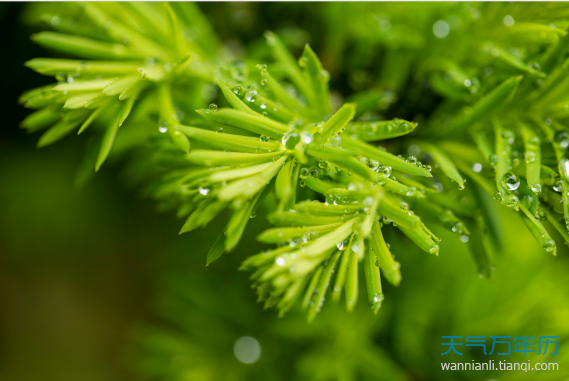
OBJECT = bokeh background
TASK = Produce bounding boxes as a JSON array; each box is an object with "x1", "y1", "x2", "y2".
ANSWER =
[{"x1": 1, "y1": 3, "x2": 568, "y2": 381}]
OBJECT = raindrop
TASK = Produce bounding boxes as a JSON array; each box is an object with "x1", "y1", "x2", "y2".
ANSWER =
[
  {"x1": 554, "y1": 131, "x2": 569, "y2": 149},
  {"x1": 406, "y1": 156, "x2": 417, "y2": 164},
  {"x1": 501, "y1": 172, "x2": 520, "y2": 191},
  {"x1": 530, "y1": 183, "x2": 543, "y2": 195},
  {"x1": 245, "y1": 89, "x2": 259, "y2": 102}
]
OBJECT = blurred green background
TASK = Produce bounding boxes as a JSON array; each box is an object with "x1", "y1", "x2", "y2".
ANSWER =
[{"x1": 1, "y1": 3, "x2": 568, "y2": 381}]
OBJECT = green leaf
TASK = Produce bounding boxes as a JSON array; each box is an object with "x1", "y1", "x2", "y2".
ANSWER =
[
  {"x1": 307, "y1": 250, "x2": 341, "y2": 323},
  {"x1": 25, "y1": 58, "x2": 143, "y2": 76},
  {"x1": 344, "y1": 246, "x2": 359, "y2": 313},
  {"x1": 158, "y1": 83, "x2": 190, "y2": 153},
  {"x1": 256, "y1": 65, "x2": 309, "y2": 118},
  {"x1": 257, "y1": 224, "x2": 341, "y2": 244},
  {"x1": 363, "y1": 240, "x2": 383, "y2": 314},
  {"x1": 275, "y1": 160, "x2": 294, "y2": 210},
  {"x1": 342, "y1": 138, "x2": 432, "y2": 177},
  {"x1": 518, "y1": 121, "x2": 542, "y2": 194},
  {"x1": 331, "y1": 234, "x2": 354, "y2": 302},
  {"x1": 206, "y1": 232, "x2": 226, "y2": 266},
  {"x1": 352, "y1": 119, "x2": 417, "y2": 141},
  {"x1": 439, "y1": 76, "x2": 521, "y2": 135},
  {"x1": 31, "y1": 32, "x2": 143, "y2": 60},
  {"x1": 463, "y1": 218, "x2": 492, "y2": 279},
  {"x1": 216, "y1": 80, "x2": 257, "y2": 116},
  {"x1": 544, "y1": 207, "x2": 569, "y2": 247},
  {"x1": 397, "y1": 224, "x2": 439, "y2": 255},
  {"x1": 78, "y1": 108, "x2": 103, "y2": 135},
  {"x1": 196, "y1": 108, "x2": 289, "y2": 139},
  {"x1": 37, "y1": 117, "x2": 82, "y2": 148},
  {"x1": 176, "y1": 125, "x2": 281, "y2": 153},
  {"x1": 163, "y1": 2, "x2": 188, "y2": 56},
  {"x1": 96, "y1": 108, "x2": 122, "y2": 171},
  {"x1": 20, "y1": 106, "x2": 60, "y2": 133},
  {"x1": 102, "y1": 75, "x2": 141, "y2": 96},
  {"x1": 301, "y1": 267, "x2": 323, "y2": 310},
  {"x1": 493, "y1": 119, "x2": 518, "y2": 207},
  {"x1": 264, "y1": 31, "x2": 311, "y2": 103},
  {"x1": 518, "y1": 203, "x2": 556, "y2": 255},
  {"x1": 185, "y1": 150, "x2": 285, "y2": 167},
  {"x1": 217, "y1": 156, "x2": 287, "y2": 202},
  {"x1": 320, "y1": 103, "x2": 356, "y2": 140},
  {"x1": 268, "y1": 211, "x2": 346, "y2": 227},
  {"x1": 378, "y1": 195, "x2": 421, "y2": 228},
  {"x1": 471, "y1": 128, "x2": 496, "y2": 167},
  {"x1": 370, "y1": 220, "x2": 401, "y2": 286},
  {"x1": 416, "y1": 141, "x2": 465, "y2": 189},
  {"x1": 64, "y1": 92, "x2": 102, "y2": 109},
  {"x1": 299, "y1": 44, "x2": 330, "y2": 118},
  {"x1": 225, "y1": 189, "x2": 265, "y2": 251}
]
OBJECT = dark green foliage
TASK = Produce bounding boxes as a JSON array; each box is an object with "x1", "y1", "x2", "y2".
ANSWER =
[{"x1": 19, "y1": 2, "x2": 569, "y2": 323}]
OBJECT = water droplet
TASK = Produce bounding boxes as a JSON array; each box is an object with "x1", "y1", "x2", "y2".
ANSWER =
[
  {"x1": 209, "y1": 103, "x2": 218, "y2": 112},
  {"x1": 299, "y1": 180, "x2": 306, "y2": 187},
  {"x1": 310, "y1": 167, "x2": 320, "y2": 178},
  {"x1": 544, "y1": 239, "x2": 556, "y2": 253},
  {"x1": 472, "y1": 163, "x2": 483, "y2": 173},
  {"x1": 503, "y1": 194, "x2": 519, "y2": 207},
  {"x1": 245, "y1": 89, "x2": 259, "y2": 103},
  {"x1": 377, "y1": 166, "x2": 392, "y2": 177},
  {"x1": 260, "y1": 135, "x2": 269, "y2": 142},
  {"x1": 281, "y1": 131, "x2": 300, "y2": 149},
  {"x1": 198, "y1": 187, "x2": 210, "y2": 196},
  {"x1": 501, "y1": 172, "x2": 520, "y2": 191},
  {"x1": 217, "y1": 128, "x2": 224, "y2": 133},
  {"x1": 368, "y1": 160, "x2": 380, "y2": 171},
  {"x1": 452, "y1": 222, "x2": 466, "y2": 234},
  {"x1": 554, "y1": 131, "x2": 569, "y2": 149},
  {"x1": 501, "y1": 130, "x2": 515, "y2": 145},
  {"x1": 406, "y1": 156, "x2": 417, "y2": 164},
  {"x1": 530, "y1": 183, "x2": 543, "y2": 195}
]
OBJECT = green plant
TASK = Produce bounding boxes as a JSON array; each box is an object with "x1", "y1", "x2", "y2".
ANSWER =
[{"x1": 20, "y1": 2, "x2": 569, "y2": 324}]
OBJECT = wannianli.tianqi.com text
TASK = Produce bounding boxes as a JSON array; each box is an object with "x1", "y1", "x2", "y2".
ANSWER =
[{"x1": 441, "y1": 361, "x2": 559, "y2": 371}]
